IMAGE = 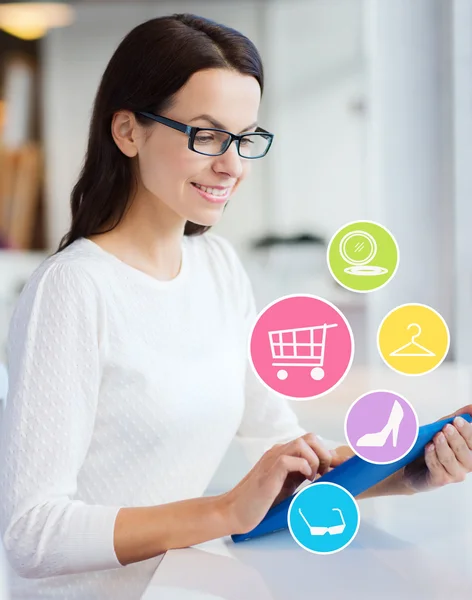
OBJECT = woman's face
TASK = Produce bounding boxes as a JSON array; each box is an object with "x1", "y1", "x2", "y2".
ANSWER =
[{"x1": 133, "y1": 68, "x2": 262, "y2": 227}]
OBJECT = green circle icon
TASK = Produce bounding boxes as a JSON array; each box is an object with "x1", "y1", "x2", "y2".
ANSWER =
[{"x1": 327, "y1": 221, "x2": 399, "y2": 293}]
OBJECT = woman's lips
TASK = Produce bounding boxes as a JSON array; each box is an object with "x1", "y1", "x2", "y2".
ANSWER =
[{"x1": 191, "y1": 182, "x2": 231, "y2": 203}]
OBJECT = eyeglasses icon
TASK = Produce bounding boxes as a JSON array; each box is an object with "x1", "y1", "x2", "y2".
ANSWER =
[{"x1": 298, "y1": 507, "x2": 346, "y2": 536}]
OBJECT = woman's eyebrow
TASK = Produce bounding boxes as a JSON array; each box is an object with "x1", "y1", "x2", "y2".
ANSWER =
[{"x1": 189, "y1": 114, "x2": 258, "y2": 133}]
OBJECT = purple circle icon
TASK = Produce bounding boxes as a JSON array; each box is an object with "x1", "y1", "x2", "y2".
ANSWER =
[{"x1": 344, "y1": 390, "x2": 419, "y2": 464}]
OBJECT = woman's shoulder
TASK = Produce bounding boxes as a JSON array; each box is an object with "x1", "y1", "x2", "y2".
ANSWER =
[{"x1": 18, "y1": 239, "x2": 105, "y2": 303}]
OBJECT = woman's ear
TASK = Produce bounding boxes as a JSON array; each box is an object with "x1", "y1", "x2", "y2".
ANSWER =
[{"x1": 111, "y1": 110, "x2": 140, "y2": 158}]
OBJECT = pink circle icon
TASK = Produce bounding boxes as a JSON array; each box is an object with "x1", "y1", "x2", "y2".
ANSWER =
[{"x1": 249, "y1": 294, "x2": 354, "y2": 400}]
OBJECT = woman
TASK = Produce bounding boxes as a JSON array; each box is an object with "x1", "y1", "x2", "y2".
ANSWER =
[{"x1": 0, "y1": 13, "x2": 471, "y2": 600}]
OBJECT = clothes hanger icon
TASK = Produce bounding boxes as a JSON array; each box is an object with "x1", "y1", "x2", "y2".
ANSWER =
[{"x1": 389, "y1": 323, "x2": 435, "y2": 357}]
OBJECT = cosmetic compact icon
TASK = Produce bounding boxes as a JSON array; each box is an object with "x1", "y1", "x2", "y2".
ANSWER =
[
  {"x1": 339, "y1": 230, "x2": 388, "y2": 276},
  {"x1": 298, "y1": 507, "x2": 346, "y2": 536}
]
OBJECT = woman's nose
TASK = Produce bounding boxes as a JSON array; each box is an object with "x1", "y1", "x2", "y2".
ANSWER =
[{"x1": 212, "y1": 142, "x2": 244, "y2": 178}]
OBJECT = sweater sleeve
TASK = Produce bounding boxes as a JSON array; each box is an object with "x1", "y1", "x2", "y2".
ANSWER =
[
  {"x1": 209, "y1": 234, "x2": 342, "y2": 467},
  {"x1": 0, "y1": 262, "x2": 123, "y2": 579}
]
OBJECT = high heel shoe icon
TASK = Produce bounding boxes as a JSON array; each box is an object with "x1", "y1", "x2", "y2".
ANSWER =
[{"x1": 356, "y1": 400, "x2": 404, "y2": 447}]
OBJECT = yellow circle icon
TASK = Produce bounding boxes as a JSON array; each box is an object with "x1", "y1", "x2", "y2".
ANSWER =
[{"x1": 377, "y1": 304, "x2": 450, "y2": 376}]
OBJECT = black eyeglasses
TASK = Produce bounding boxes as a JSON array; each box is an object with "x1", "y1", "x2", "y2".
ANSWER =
[{"x1": 135, "y1": 111, "x2": 274, "y2": 159}]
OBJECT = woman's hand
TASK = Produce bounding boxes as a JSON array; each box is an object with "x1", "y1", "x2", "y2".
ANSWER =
[
  {"x1": 221, "y1": 433, "x2": 346, "y2": 536},
  {"x1": 402, "y1": 405, "x2": 472, "y2": 493}
]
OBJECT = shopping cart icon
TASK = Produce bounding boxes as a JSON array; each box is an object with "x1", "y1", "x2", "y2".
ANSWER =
[{"x1": 268, "y1": 323, "x2": 338, "y2": 381}]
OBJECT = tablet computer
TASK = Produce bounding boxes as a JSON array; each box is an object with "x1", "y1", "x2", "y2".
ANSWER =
[{"x1": 231, "y1": 412, "x2": 472, "y2": 543}]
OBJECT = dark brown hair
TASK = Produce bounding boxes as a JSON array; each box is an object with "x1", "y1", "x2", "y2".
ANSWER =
[{"x1": 54, "y1": 13, "x2": 264, "y2": 254}]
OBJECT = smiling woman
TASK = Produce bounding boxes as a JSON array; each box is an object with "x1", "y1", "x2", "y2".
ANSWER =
[
  {"x1": 0, "y1": 12, "x2": 333, "y2": 600},
  {"x1": 51, "y1": 14, "x2": 269, "y2": 257}
]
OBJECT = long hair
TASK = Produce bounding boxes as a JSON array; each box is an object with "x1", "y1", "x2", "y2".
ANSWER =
[{"x1": 54, "y1": 13, "x2": 264, "y2": 254}]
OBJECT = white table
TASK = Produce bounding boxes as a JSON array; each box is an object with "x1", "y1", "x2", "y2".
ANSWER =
[
  {"x1": 142, "y1": 363, "x2": 472, "y2": 600},
  {"x1": 142, "y1": 480, "x2": 472, "y2": 600}
]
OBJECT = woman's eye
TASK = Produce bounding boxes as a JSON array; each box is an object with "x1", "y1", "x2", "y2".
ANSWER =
[
  {"x1": 195, "y1": 135, "x2": 214, "y2": 144},
  {"x1": 240, "y1": 138, "x2": 254, "y2": 146}
]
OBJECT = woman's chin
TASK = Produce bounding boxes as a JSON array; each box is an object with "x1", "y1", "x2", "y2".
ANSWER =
[{"x1": 187, "y1": 209, "x2": 225, "y2": 228}]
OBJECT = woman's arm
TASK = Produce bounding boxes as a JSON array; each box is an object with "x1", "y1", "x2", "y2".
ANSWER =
[
  {"x1": 0, "y1": 262, "x2": 245, "y2": 577},
  {"x1": 113, "y1": 494, "x2": 233, "y2": 565},
  {"x1": 0, "y1": 264, "x2": 124, "y2": 579},
  {"x1": 112, "y1": 441, "x2": 413, "y2": 567}
]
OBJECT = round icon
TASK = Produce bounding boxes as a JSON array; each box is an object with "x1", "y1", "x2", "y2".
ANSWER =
[
  {"x1": 344, "y1": 390, "x2": 419, "y2": 464},
  {"x1": 340, "y1": 230, "x2": 378, "y2": 268},
  {"x1": 327, "y1": 220, "x2": 399, "y2": 292},
  {"x1": 249, "y1": 294, "x2": 354, "y2": 400},
  {"x1": 288, "y1": 482, "x2": 360, "y2": 554},
  {"x1": 377, "y1": 303, "x2": 450, "y2": 376}
]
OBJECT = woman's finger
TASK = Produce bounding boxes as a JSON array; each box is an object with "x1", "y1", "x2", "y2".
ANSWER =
[
  {"x1": 283, "y1": 435, "x2": 326, "y2": 481},
  {"x1": 453, "y1": 416, "x2": 472, "y2": 452},
  {"x1": 293, "y1": 437, "x2": 321, "y2": 481},
  {"x1": 424, "y1": 442, "x2": 450, "y2": 487},
  {"x1": 444, "y1": 422, "x2": 472, "y2": 471},
  {"x1": 275, "y1": 454, "x2": 312, "y2": 481},
  {"x1": 433, "y1": 432, "x2": 466, "y2": 480},
  {"x1": 300, "y1": 433, "x2": 333, "y2": 477}
]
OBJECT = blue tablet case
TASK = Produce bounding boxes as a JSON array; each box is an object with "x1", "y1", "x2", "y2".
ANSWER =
[{"x1": 231, "y1": 412, "x2": 472, "y2": 543}]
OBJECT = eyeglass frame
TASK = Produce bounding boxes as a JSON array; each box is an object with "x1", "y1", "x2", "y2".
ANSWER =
[{"x1": 135, "y1": 111, "x2": 274, "y2": 159}]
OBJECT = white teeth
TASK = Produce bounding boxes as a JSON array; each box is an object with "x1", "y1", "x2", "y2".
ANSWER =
[{"x1": 193, "y1": 183, "x2": 228, "y2": 197}]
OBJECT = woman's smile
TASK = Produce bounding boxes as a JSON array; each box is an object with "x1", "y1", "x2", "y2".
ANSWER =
[{"x1": 191, "y1": 181, "x2": 233, "y2": 203}]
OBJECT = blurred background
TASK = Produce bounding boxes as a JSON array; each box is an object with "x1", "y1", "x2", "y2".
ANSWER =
[{"x1": 1, "y1": 0, "x2": 472, "y2": 515}]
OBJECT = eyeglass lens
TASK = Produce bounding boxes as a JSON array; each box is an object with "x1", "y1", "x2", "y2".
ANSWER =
[{"x1": 193, "y1": 130, "x2": 271, "y2": 157}]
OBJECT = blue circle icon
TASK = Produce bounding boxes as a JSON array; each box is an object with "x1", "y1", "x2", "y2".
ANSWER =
[{"x1": 288, "y1": 482, "x2": 360, "y2": 554}]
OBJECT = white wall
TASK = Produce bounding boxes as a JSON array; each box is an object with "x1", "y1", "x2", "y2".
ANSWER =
[
  {"x1": 452, "y1": 0, "x2": 472, "y2": 366},
  {"x1": 261, "y1": 0, "x2": 365, "y2": 238},
  {"x1": 363, "y1": 0, "x2": 455, "y2": 364}
]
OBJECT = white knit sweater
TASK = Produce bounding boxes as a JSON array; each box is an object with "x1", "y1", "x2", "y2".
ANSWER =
[{"x1": 0, "y1": 232, "x2": 337, "y2": 600}]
